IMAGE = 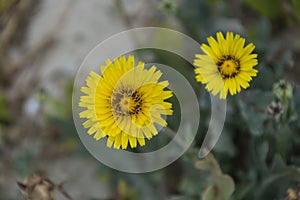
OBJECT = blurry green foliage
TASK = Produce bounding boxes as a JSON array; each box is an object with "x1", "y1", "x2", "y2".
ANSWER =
[
  {"x1": 0, "y1": 94, "x2": 12, "y2": 123},
  {"x1": 118, "y1": 179, "x2": 140, "y2": 200},
  {"x1": 177, "y1": 150, "x2": 206, "y2": 198},
  {"x1": 195, "y1": 153, "x2": 235, "y2": 200},
  {"x1": 244, "y1": 0, "x2": 283, "y2": 18},
  {"x1": 13, "y1": 142, "x2": 41, "y2": 178},
  {"x1": 0, "y1": 0, "x2": 14, "y2": 14},
  {"x1": 258, "y1": 155, "x2": 300, "y2": 199},
  {"x1": 48, "y1": 117, "x2": 87, "y2": 156},
  {"x1": 292, "y1": 0, "x2": 300, "y2": 21}
]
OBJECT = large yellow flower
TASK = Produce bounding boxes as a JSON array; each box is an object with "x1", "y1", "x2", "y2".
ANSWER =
[
  {"x1": 79, "y1": 55, "x2": 173, "y2": 149},
  {"x1": 194, "y1": 32, "x2": 258, "y2": 99}
]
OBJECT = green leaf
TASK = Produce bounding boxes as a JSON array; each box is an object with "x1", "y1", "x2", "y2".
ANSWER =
[
  {"x1": 257, "y1": 155, "x2": 300, "y2": 199},
  {"x1": 201, "y1": 174, "x2": 235, "y2": 200},
  {"x1": 215, "y1": 175, "x2": 234, "y2": 200},
  {"x1": 264, "y1": 155, "x2": 300, "y2": 187},
  {"x1": 195, "y1": 153, "x2": 222, "y2": 174},
  {"x1": 202, "y1": 185, "x2": 217, "y2": 200},
  {"x1": 234, "y1": 182, "x2": 255, "y2": 200},
  {"x1": 196, "y1": 153, "x2": 235, "y2": 200},
  {"x1": 180, "y1": 172, "x2": 208, "y2": 197},
  {"x1": 256, "y1": 141, "x2": 269, "y2": 164}
]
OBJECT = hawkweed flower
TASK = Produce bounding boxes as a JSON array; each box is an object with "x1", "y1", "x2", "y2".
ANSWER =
[
  {"x1": 79, "y1": 55, "x2": 173, "y2": 149},
  {"x1": 194, "y1": 32, "x2": 258, "y2": 99},
  {"x1": 267, "y1": 99, "x2": 284, "y2": 119}
]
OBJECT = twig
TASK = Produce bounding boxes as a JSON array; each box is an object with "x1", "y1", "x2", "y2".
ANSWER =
[
  {"x1": 18, "y1": 174, "x2": 73, "y2": 200},
  {"x1": 56, "y1": 182, "x2": 73, "y2": 200},
  {"x1": 46, "y1": 179, "x2": 73, "y2": 200}
]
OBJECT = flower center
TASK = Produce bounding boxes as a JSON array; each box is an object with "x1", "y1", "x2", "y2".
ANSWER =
[
  {"x1": 128, "y1": 91, "x2": 143, "y2": 115},
  {"x1": 119, "y1": 97, "x2": 130, "y2": 112},
  {"x1": 217, "y1": 56, "x2": 240, "y2": 79},
  {"x1": 112, "y1": 89, "x2": 143, "y2": 117}
]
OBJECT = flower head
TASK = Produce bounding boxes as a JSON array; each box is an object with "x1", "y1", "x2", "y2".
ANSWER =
[
  {"x1": 79, "y1": 55, "x2": 173, "y2": 149},
  {"x1": 194, "y1": 32, "x2": 258, "y2": 99},
  {"x1": 267, "y1": 99, "x2": 284, "y2": 119},
  {"x1": 273, "y1": 79, "x2": 293, "y2": 100}
]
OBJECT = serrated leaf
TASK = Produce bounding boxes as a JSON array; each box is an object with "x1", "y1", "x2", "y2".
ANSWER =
[
  {"x1": 215, "y1": 175, "x2": 235, "y2": 200},
  {"x1": 195, "y1": 153, "x2": 221, "y2": 174},
  {"x1": 196, "y1": 153, "x2": 235, "y2": 200},
  {"x1": 202, "y1": 185, "x2": 217, "y2": 200},
  {"x1": 201, "y1": 174, "x2": 235, "y2": 200}
]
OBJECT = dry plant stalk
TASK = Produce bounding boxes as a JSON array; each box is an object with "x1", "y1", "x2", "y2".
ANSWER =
[
  {"x1": 17, "y1": 174, "x2": 73, "y2": 200},
  {"x1": 285, "y1": 184, "x2": 300, "y2": 200}
]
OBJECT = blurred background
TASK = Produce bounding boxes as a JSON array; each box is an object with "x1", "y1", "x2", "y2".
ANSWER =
[{"x1": 0, "y1": 0, "x2": 300, "y2": 199}]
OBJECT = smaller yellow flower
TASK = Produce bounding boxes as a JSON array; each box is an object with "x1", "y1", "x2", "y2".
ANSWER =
[{"x1": 194, "y1": 32, "x2": 258, "y2": 99}]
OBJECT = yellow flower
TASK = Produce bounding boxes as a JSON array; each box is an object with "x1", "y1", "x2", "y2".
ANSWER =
[
  {"x1": 194, "y1": 32, "x2": 258, "y2": 99},
  {"x1": 79, "y1": 55, "x2": 173, "y2": 149}
]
